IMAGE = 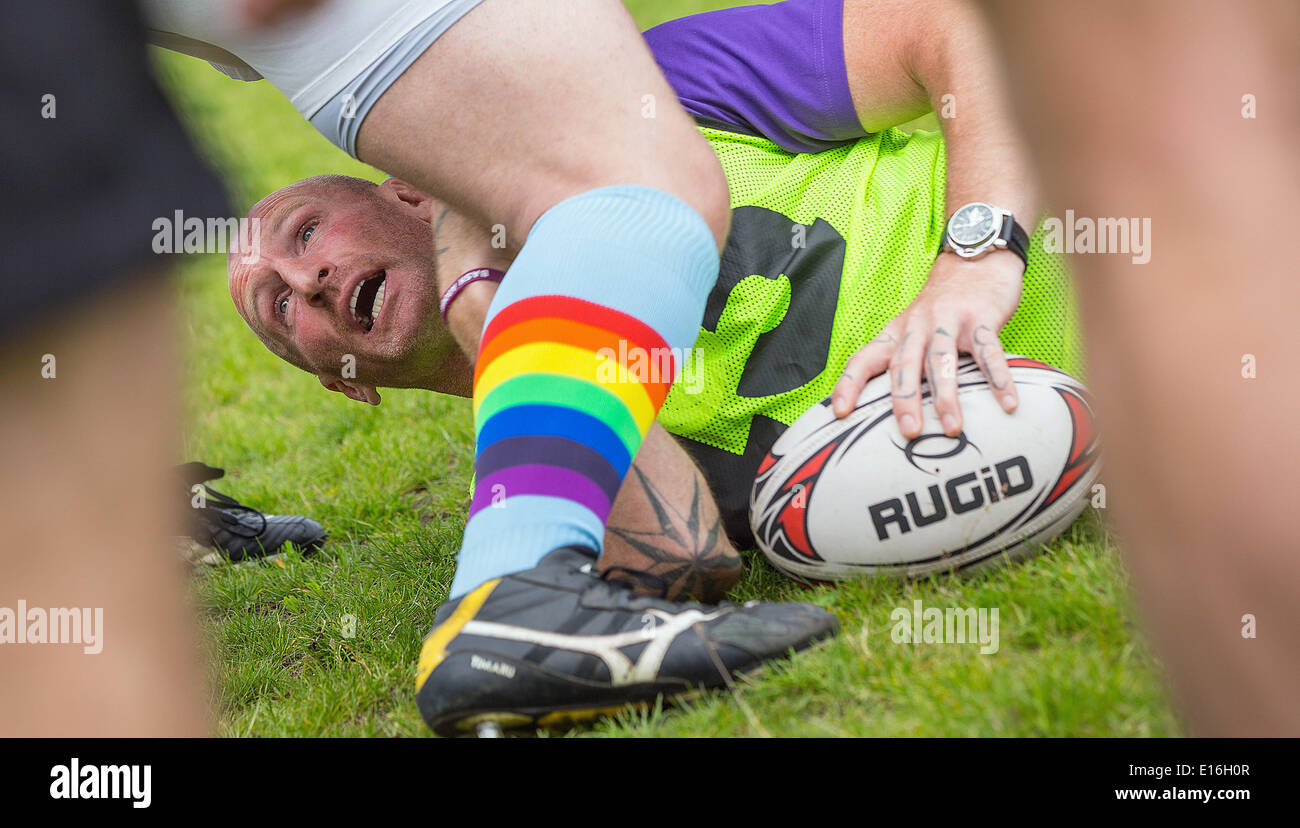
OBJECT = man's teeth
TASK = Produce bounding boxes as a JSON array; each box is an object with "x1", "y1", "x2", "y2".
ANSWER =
[{"x1": 348, "y1": 273, "x2": 386, "y2": 331}]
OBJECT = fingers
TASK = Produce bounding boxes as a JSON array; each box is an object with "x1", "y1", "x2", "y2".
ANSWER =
[
  {"x1": 925, "y1": 320, "x2": 963, "y2": 436},
  {"x1": 888, "y1": 322, "x2": 929, "y2": 439},
  {"x1": 835, "y1": 316, "x2": 1015, "y2": 439},
  {"x1": 969, "y1": 324, "x2": 1018, "y2": 413},
  {"x1": 831, "y1": 327, "x2": 898, "y2": 418}
]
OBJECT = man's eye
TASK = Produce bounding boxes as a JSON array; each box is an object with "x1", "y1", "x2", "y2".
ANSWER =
[
  {"x1": 302, "y1": 223, "x2": 316, "y2": 244},
  {"x1": 277, "y1": 296, "x2": 290, "y2": 317}
]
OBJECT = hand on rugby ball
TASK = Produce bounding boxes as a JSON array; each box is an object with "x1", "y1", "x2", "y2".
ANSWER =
[{"x1": 831, "y1": 249, "x2": 1024, "y2": 439}]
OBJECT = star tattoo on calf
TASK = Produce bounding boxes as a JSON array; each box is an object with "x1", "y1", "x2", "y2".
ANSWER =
[{"x1": 604, "y1": 465, "x2": 740, "y2": 603}]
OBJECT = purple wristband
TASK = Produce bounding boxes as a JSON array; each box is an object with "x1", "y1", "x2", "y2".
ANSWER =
[{"x1": 439, "y1": 267, "x2": 505, "y2": 321}]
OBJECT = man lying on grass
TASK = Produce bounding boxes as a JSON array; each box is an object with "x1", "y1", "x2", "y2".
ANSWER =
[{"x1": 228, "y1": 0, "x2": 1080, "y2": 605}]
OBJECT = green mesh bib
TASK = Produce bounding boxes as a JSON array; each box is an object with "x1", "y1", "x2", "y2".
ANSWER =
[
  {"x1": 659, "y1": 124, "x2": 1082, "y2": 461},
  {"x1": 657, "y1": 124, "x2": 1082, "y2": 545}
]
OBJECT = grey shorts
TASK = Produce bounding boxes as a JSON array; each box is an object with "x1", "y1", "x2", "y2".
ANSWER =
[
  {"x1": 144, "y1": 0, "x2": 485, "y2": 158},
  {"x1": 309, "y1": 0, "x2": 484, "y2": 157}
]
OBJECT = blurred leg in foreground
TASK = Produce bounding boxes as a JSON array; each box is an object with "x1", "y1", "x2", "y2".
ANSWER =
[
  {"x1": 0, "y1": 283, "x2": 209, "y2": 736},
  {"x1": 0, "y1": 0, "x2": 228, "y2": 735},
  {"x1": 981, "y1": 0, "x2": 1300, "y2": 735}
]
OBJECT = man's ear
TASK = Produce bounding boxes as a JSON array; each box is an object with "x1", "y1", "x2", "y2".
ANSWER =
[
  {"x1": 317, "y1": 374, "x2": 381, "y2": 405},
  {"x1": 377, "y1": 177, "x2": 435, "y2": 221}
]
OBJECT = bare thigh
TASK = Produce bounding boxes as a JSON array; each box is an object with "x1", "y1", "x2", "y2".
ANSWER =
[
  {"x1": 981, "y1": 0, "x2": 1300, "y2": 736},
  {"x1": 356, "y1": 0, "x2": 730, "y2": 248},
  {"x1": 0, "y1": 278, "x2": 208, "y2": 736}
]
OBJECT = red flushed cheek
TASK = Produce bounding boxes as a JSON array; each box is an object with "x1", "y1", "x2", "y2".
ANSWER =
[
  {"x1": 319, "y1": 213, "x2": 372, "y2": 250},
  {"x1": 291, "y1": 309, "x2": 351, "y2": 375}
]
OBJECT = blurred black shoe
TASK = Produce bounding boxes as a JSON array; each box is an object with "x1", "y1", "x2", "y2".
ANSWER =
[{"x1": 178, "y1": 462, "x2": 326, "y2": 564}]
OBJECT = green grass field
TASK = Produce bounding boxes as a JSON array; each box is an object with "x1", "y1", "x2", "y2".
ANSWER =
[{"x1": 155, "y1": 0, "x2": 1181, "y2": 737}]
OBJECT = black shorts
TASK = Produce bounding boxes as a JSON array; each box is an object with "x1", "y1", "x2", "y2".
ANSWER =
[{"x1": 0, "y1": 0, "x2": 227, "y2": 335}]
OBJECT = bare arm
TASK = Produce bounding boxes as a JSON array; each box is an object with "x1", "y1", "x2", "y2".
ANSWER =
[
  {"x1": 833, "y1": 0, "x2": 1037, "y2": 438},
  {"x1": 842, "y1": 0, "x2": 1037, "y2": 220}
]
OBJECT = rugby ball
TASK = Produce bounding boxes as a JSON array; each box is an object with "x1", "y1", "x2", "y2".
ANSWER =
[{"x1": 749, "y1": 356, "x2": 1100, "y2": 582}]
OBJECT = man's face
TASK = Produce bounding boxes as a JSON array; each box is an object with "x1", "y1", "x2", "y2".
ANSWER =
[{"x1": 228, "y1": 178, "x2": 443, "y2": 390}]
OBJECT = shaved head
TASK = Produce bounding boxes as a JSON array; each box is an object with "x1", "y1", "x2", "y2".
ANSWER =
[
  {"x1": 228, "y1": 175, "x2": 381, "y2": 369},
  {"x1": 225, "y1": 173, "x2": 451, "y2": 392}
]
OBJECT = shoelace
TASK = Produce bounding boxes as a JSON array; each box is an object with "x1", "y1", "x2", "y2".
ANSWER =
[
  {"x1": 179, "y1": 463, "x2": 267, "y2": 540},
  {"x1": 196, "y1": 485, "x2": 268, "y2": 539}
]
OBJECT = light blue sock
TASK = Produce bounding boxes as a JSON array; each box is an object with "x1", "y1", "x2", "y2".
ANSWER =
[{"x1": 447, "y1": 185, "x2": 719, "y2": 599}]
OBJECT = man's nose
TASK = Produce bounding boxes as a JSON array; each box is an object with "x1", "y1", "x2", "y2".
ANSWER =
[{"x1": 283, "y1": 262, "x2": 333, "y2": 307}]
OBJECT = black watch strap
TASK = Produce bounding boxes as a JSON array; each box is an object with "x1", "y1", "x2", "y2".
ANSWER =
[
  {"x1": 1001, "y1": 214, "x2": 1030, "y2": 269},
  {"x1": 939, "y1": 209, "x2": 1031, "y2": 269}
]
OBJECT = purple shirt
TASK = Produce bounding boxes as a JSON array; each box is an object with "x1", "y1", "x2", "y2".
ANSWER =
[{"x1": 643, "y1": 0, "x2": 867, "y2": 154}]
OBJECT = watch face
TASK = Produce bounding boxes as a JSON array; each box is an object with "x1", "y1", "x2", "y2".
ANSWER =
[{"x1": 949, "y1": 203, "x2": 996, "y2": 247}]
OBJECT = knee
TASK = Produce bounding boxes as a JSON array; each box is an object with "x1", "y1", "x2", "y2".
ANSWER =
[
  {"x1": 683, "y1": 154, "x2": 732, "y2": 253},
  {"x1": 659, "y1": 139, "x2": 731, "y2": 252},
  {"x1": 514, "y1": 136, "x2": 732, "y2": 254}
]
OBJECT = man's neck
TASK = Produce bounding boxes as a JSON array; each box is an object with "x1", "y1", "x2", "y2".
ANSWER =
[{"x1": 422, "y1": 281, "x2": 496, "y2": 397}]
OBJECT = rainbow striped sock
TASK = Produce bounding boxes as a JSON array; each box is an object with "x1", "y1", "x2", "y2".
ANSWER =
[{"x1": 447, "y1": 186, "x2": 718, "y2": 599}]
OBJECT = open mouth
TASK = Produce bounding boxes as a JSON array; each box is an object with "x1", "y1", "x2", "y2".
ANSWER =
[{"x1": 349, "y1": 271, "x2": 386, "y2": 332}]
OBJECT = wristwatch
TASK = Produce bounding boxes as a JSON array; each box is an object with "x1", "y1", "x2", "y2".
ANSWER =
[{"x1": 940, "y1": 202, "x2": 1029, "y2": 269}]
